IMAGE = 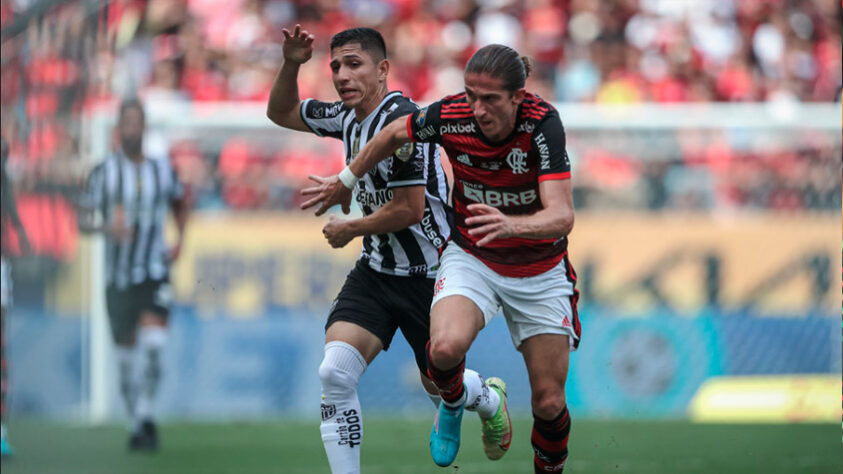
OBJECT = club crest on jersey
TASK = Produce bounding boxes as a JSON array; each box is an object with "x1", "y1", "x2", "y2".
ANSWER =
[
  {"x1": 321, "y1": 403, "x2": 336, "y2": 420},
  {"x1": 506, "y1": 148, "x2": 528, "y2": 174},
  {"x1": 394, "y1": 142, "x2": 414, "y2": 162},
  {"x1": 416, "y1": 107, "x2": 428, "y2": 127}
]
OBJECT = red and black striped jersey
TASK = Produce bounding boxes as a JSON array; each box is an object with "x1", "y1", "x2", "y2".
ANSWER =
[{"x1": 406, "y1": 92, "x2": 571, "y2": 277}]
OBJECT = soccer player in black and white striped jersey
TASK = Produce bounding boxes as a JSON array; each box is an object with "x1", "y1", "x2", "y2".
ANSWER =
[
  {"x1": 268, "y1": 26, "x2": 507, "y2": 473},
  {"x1": 79, "y1": 99, "x2": 189, "y2": 452}
]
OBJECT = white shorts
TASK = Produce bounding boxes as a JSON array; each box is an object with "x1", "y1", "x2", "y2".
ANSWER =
[
  {"x1": 431, "y1": 242, "x2": 580, "y2": 350},
  {"x1": 1, "y1": 257, "x2": 10, "y2": 309}
]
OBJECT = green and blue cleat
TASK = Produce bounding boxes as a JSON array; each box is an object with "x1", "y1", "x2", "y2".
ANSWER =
[{"x1": 481, "y1": 377, "x2": 512, "y2": 460}]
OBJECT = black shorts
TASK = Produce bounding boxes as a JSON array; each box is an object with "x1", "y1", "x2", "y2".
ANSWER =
[
  {"x1": 106, "y1": 279, "x2": 171, "y2": 345},
  {"x1": 327, "y1": 260, "x2": 434, "y2": 372}
]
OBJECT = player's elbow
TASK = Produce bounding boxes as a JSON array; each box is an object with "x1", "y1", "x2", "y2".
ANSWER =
[
  {"x1": 266, "y1": 107, "x2": 286, "y2": 127},
  {"x1": 555, "y1": 208, "x2": 574, "y2": 238},
  {"x1": 408, "y1": 203, "x2": 425, "y2": 224},
  {"x1": 398, "y1": 204, "x2": 424, "y2": 228},
  {"x1": 267, "y1": 102, "x2": 301, "y2": 129},
  {"x1": 563, "y1": 210, "x2": 574, "y2": 235}
]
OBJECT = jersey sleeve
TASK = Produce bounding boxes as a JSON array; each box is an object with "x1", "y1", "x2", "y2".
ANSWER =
[
  {"x1": 385, "y1": 107, "x2": 428, "y2": 188},
  {"x1": 534, "y1": 111, "x2": 571, "y2": 182},
  {"x1": 406, "y1": 101, "x2": 444, "y2": 144},
  {"x1": 300, "y1": 98, "x2": 345, "y2": 140},
  {"x1": 387, "y1": 141, "x2": 430, "y2": 188}
]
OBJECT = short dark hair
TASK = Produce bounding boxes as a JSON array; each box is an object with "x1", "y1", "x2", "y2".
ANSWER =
[
  {"x1": 465, "y1": 44, "x2": 532, "y2": 92},
  {"x1": 330, "y1": 28, "x2": 387, "y2": 62},
  {"x1": 119, "y1": 98, "x2": 146, "y2": 123}
]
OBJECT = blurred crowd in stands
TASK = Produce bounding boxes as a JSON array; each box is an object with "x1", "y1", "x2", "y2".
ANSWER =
[{"x1": 0, "y1": 0, "x2": 840, "y2": 263}]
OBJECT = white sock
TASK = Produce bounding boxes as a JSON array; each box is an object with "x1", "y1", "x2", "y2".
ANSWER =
[
  {"x1": 463, "y1": 369, "x2": 500, "y2": 419},
  {"x1": 116, "y1": 346, "x2": 137, "y2": 419},
  {"x1": 319, "y1": 341, "x2": 367, "y2": 474},
  {"x1": 134, "y1": 326, "x2": 167, "y2": 429}
]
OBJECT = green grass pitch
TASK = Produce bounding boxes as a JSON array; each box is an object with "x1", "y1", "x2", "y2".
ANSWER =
[{"x1": 2, "y1": 417, "x2": 839, "y2": 473}]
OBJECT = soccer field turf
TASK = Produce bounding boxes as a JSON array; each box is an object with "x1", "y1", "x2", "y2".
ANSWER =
[{"x1": 1, "y1": 417, "x2": 839, "y2": 473}]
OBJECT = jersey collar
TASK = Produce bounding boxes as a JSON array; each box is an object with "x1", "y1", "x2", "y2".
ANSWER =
[{"x1": 354, "y1": 91, "x2": 403, "y2": 124}]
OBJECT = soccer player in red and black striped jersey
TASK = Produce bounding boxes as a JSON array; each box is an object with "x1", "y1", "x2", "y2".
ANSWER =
[
  {"x1": 303, "y1": 44, "x2": 580, "y2": 473},
  {"x1": 273, "y1": 27, "x2": 509, "y2": 474}
]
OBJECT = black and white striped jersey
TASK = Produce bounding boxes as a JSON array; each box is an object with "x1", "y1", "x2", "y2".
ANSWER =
[
  {"x1": 84, "y1": 153, "x2": 184, "y2": 289},
  {"x1": 301, "y1": 91, "x2": 450, "y2": 278}
]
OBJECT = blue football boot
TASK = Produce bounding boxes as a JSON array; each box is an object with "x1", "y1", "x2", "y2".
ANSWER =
[{"x1": 430, "y1": 401, "x2": 464, "y2": 466}]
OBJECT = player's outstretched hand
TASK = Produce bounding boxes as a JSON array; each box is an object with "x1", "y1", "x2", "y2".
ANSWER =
[
  {"x1": 281, "y1": 24, "x2": 315, "y2": 64},
  {"x1": 465, "y1": 203, "x2": 515, "y2": 247},
  {"x1": 300, "y1": 174, "x2": 352, "y2": 216}
]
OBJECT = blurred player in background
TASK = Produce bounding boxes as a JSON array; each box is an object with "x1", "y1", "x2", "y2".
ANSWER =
[
  {"x1": 269, "y1": 26, "x2": 511, "y2": 473},
  {"x1": 1, "y1": 137, "x2": 31, "y2": 457},
  {"x1": 79, "y1": 99, "x2": 189, "y2": 452},
  {"x1": 303, "y1": 44, "x2": 580, "y2": 472}
]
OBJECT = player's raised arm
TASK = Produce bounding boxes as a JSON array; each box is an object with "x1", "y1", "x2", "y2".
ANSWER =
[
  {"x1": 300, "y1": 115, "x2": 411, "y2": 216},
  {"x1": 266, "y1": 24, "x2": 315, "y2": 132}
]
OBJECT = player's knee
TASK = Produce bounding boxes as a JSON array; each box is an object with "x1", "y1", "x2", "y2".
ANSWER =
[
  {"x1": 318, "y1": 359, "x2": 357, "y2": 394},
  {"x1": 429, "y1": 337, "x2": 468, "y2": 368},
  {"x1": 319, "y1": 341, "x2": 367, "y2": 399},
  {"x1": 531, "y1": 388, "x2": 566, "y2": 420}
]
